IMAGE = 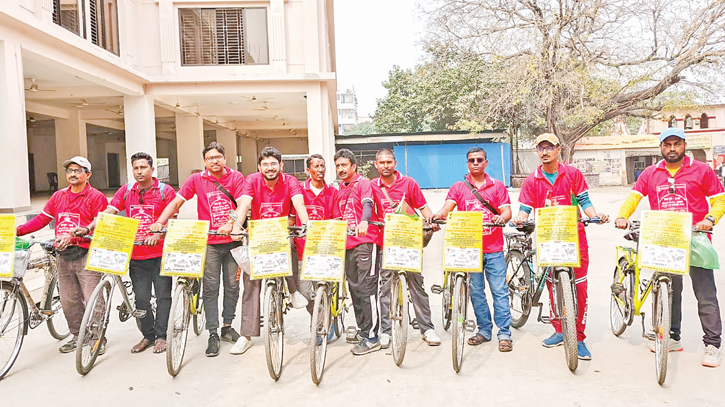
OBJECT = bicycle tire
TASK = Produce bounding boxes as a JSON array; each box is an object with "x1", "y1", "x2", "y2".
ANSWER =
[
  {"x1": 333, "y1": 282, "x2": 345, "y2": 338},
  {"x1": 654, "y1": 280, "x2": 671, "y2": 385},
  {"x1": 609, "y1": 258, "x2": 634, "y2": 337},
  {"x1": 506, "y1": 249, "x2": 532, "y2": 328},
  {"x1": 441, "y1": 272, "x2": 453, "y2": 331},
  {"x1": 0, "y1": 282, "x2": 28, "y2": 380},
  {"x1": 451, "y1": 275, "x2": 466, "y2": 373},
  {"x1": 76, "y1": 279, "x2": 112, "y2": 376},
  {"x1": 263, "y1": 283, "x2": 284, "y2": 381},
  {"x1": 192, "y1": 295, "x2": 205, "y2": 336},
  {"x1": 166, "y1": 282, "x2": 191, "y2": 377},
  {"x1": 309, "y1": 285, "x2": 330, "y2": 385},
  {"x1": 391, "y1": 273, "x2": 409, "y2": 366},
  {"x1": 555, "y1": 270, "x2": 578, "y2": 371},
  {"x1": 45, "y1": 275, "x2": 70, "y2": 340}
]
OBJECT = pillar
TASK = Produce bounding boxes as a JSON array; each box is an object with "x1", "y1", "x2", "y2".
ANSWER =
[
  {"x1": 216, "y1": 128, "x2": 238, "y2": 171},
  {"x1": 175, "y1": 113, "x2": 204, "y2": 181},
  {"x1": 306, "y1": 83, "x2": 336, "y2": 182},
  {"x1": 55, "y1": 110, "x2": 88, "y2": 188},
  {"x1": 239, "y1": 135, "x2": 258, "y2": 175},
  {"x1": 124, "y1": 95, "x2": 158, "y2": 181}
]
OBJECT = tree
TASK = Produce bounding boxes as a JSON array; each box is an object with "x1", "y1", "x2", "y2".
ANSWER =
[
  {"x1": 422, "y1": 0, "x2": 725, "y2": 160},
  {"x1": 343, "y1": 121, "x2": 377, "y2": 135}
]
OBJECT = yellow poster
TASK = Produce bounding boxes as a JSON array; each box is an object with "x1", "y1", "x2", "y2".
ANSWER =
[
  {"x1": 443, "y1": 211, "x2": 483, "y2": 272},
  {"x1": 249, "y1": 217, "x2": 292, "y2": 280},
  {"x1": 301, "y1": 220, "x2": 347, "y2": 282},
  {"x1": 85, "y1": 213, "x2": 139, "y2": 275},
  {"x1": 0, "y1": 215, "x2": 16, "y2": 278},
  {"x1": 638, "y1": 210, "x2": 692, "y2": 275},
  {"x1": 161, "y1": 219, "x2": 210, "y2": 278},
  {"x1": 382, "y1": 213, "x2": 423, "y2": 273},
  {"x1": 536, "y1": 206, "x2": 580, "y2": 267}
]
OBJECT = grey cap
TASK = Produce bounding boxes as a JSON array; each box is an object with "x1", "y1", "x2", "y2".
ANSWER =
[{"x1": 62, "y1": 156, "x2": 92, "y2": 171}]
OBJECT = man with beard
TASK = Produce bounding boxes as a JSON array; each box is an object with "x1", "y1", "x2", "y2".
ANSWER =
[
  {"x1": 230, "y1": 147, "x2": 309, "y2": 355},
  {"x1": 512, "y1": 133, "x2": 608, "y2": 360},
  {"x1": 615, "y1": 127, "x2": 725, "y2": 367},
  {"x1": 151, "y1": 142, "x2": 245, "y2": 357}
]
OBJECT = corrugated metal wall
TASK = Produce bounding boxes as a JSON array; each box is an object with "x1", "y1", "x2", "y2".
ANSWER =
[{"x1": 394, "y1": 143, "x2": 511, "y2": 189}]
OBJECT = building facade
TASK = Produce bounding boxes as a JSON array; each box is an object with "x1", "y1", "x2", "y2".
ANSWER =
[{"x1": 336, "y1": 86, "x2": 356, "y2": 134}]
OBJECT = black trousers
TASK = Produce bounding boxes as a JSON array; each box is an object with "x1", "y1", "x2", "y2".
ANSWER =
[
  {"x1": 345, "y1": 243, "x2": 380, "y2": 339},
  {"x1": 129, "y1": 257, "x2": 172, "y2": 340},
  {"x1": 671, "y1": 266, "x2": 722, "y2": 347}
]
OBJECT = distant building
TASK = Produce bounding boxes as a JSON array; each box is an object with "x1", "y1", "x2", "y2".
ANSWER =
[{"x1": 337, "y1": 87, "x2": 358, "y2": 134}]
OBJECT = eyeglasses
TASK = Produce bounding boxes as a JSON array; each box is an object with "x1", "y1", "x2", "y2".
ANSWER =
[
  {"x1": 537, "y1": 145, "x2": 558, "y2": 152},
  {"x1": 65, "y1": 168, "x2": 86, "y2": 175},
  {"x1": 205, "y1": 155, "x2": 225, "y2": 162},
  {"x1": 260, "y1": 162, "x2": 280, "y2": 169},
  {"x1": 467, "y1": 158, "x2": 486, "y2": 164}
]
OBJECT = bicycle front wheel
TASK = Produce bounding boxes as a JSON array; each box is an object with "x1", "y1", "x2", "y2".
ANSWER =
[
  {"x1": 451, "y1": 275, "x2": 466, "y2": 373},
  {"x1": 45, "y1": 275, "x2": 70, "y2": 340},
  {"x1": 441, "y1": 272, "x2": 453, "y2": 331},
  {"x1": 610, "y1": 258, "x2": 634, "y2": 337},
  {"x1": 309, "y1": 285, "x2": 330, "y2": 385},
  {"x1": 654, "y1": 280, "x2": 671, "y2": 385},
  {"x1": 506, "y1": 249, "x2": 532, "y2": 328},
  {"x1": 76, "y1": 279, "x2": 111, "y2": 376},
  {"x1": 554, "y1": 270, "x2": 578, "y2": 371},
  {"x1": 192, "y1": 280, "x2": 205, "y2": 336},
  {"x1": 0, "y1": 282, "x2": 28, "y2": 380},
  {"x1": 391, "y1": 273, "x2": 409, "y2": 366},
  {"x1": 332, "y1": 282, "x2": 345, "y2": 338},
  {"x1": 166, "y1": 282, "x2": 191, "y2": 377},
  {"x1": 263, "y1": 283, "x2": 284, "y2": 381}
]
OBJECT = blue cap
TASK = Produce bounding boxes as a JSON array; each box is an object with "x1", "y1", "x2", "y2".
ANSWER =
[{"x1": 659, "y1": 127, "x2": 685, "y2": 143}]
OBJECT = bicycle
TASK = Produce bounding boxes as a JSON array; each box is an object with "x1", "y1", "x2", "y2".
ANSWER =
[{"x1": 0, "y1": 237, "x2": 69, "y2": 380}]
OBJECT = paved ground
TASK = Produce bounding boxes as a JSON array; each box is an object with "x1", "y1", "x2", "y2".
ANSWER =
[{"x1": 3, "y1": 187, "x2": 725, "y2": 406}]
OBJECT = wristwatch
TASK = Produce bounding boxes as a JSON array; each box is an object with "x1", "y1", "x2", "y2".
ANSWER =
[{"x1": 706, "y1": 215, "x2": 716, "y2": 224}]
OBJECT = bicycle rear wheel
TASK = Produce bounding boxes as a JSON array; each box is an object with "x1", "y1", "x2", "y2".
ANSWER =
[
  {"x1": 166, "y1": 282, "x2": 191, "y2": 377},
  {"x1": 609, "y1": 258, "x2": 634, "y2": 337},
  {"x1": 263, "y1": 283, "x2": 284, "y2": 381},
  {"x1": 554, "y1": 270, "x2": 578, "y2": 371},
  {"x1": 391, "y1": 273, "x2": 409, "y2": 366},
  {"x1": 441, "y1": 272, "x2": 453, "y2": 331},
  {"x1": 506, "y1": 249, "x2": 532, "y2": 328},
  {"x1": 45, "y1": 275, "x2": 70, "y2": 340},
  {"x1": 654, "y1": 280, "x2": 671, "y2": 385},
  {"x1": 332, "y1": 282, "x2": 345, "y2": 338},
  {"x1": 76, "y1": 279, "x2": 111, "y2": 376},
  {"x1": 192, "y1": 280, "x2": 205, "y2": 336},
  {"x1": 451, "y1": 275, "x2": 466, "y2": 373},
  {"x1": 0, "y1": 282, "x2": 28, "y2": 380},
  {"x1": 309, "y1": 285, "x2": 330, "y2": 385}
]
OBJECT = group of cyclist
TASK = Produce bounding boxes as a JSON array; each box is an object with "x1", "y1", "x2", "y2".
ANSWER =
[{"x1": 15, "y1": 125, "x2": 723, "y2": 368}]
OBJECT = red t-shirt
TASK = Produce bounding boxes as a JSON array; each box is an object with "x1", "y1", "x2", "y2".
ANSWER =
[
  {"x1": 17, "y1": 183, "x2": 108, "y2": 249},
  {"x1": 109, "y1": 179, "x2": 177, "y2": 260},
  {"x1": 240, "y1": 172, "x2": 303, "y2": 220},
  {"x1": 445, "y1": 174, "x2": 511, "y2": 253},
  {"x1": 633, "y1": 156, "x2": 725, "y2": 224},
  {"x1": 338, "y1": 174, "x2": 381, "y2": 249},
  {"x1": 371, "y1": 171, "x2": 428, "y2": 246},
  {"x1": 177, "y1": 167, "x2": 245, "y2": 245},
  {"x1": 293, "y1": 179, "x2": 340, "y2": 260},
  {"x1": 518, "y1": 162, "x2": 590, "y2": 249}
]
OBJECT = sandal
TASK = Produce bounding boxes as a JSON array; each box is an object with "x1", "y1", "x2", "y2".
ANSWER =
[
  {"x1": 498, "y1": 339, "x2": 513, "y2": 352},
  {"x1": 153, "y1": 338, "x2": 167, "y2": 354},
  {"x1": 131, "y1": 338, "x2": 153, "y2": 353},
  {"x1": 467, "y1": 334, "x2": 490, "y2": 346}
]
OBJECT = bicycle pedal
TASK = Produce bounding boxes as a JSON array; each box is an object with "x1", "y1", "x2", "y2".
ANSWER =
[
  {"x1": 643, "y1": 332, "x2": 657, "y2": 341},
  {"x1": 541, "y1": 315, "x2": 551, "y2": 324},
  {"x1": 430, "y1": 285, "x2": 443, "y2": 295},
  {"x1": 133, "y1": 310, "x2": 147, "y2": 318},
  {"x1": 410, "y1": 318, "x2": 420, "y2": 330},
  {"x1": 464, "y1": 320, "x2": 476, "y2": 332},
  {"x1": 611, "y1": 283, "x2": 625, "y2": 295}
]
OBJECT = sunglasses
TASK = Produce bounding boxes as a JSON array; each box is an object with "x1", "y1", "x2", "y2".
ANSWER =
[
  {"x1": 468, "y1": 158, "x2": 486, "y2": 164},
  {"x1": 668, "y1": 177, "x2": 676, "y2": 194}
]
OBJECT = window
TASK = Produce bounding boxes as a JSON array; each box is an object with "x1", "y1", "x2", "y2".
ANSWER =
[
  {"x1": 340, "y1": 93, "x2": 355, "y2": 104},
  {"x1": 52, "y1": 0, "x2": 119, "y2": 55},
  {"x1": 701, "y1": 113, "x2": 709, "y2": 129},
  {"x1": 684, "y1": 114, "x2": 693, "y2": 129},
  {"x1": 179, "y1": 8, "x2": 269, "y2": 66},
  {"x1": 53, "y1": 0, "x2": 82, "y2": 36},
  {"x1": 668, "y1": 115, "x2": 677, "y2": 128}
]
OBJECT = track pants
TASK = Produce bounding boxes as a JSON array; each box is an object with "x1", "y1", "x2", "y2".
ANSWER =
[
  {"x1": 547, "y1": 249, "x2": 589, "y2": 342},
  {"x1": 345, "y1": 243, "x2": 379, "y2": 339}
]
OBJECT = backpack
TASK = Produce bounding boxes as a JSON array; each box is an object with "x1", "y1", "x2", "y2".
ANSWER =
[{"x1": 123, "y1": 182, "x2": 167, "y2": 202}]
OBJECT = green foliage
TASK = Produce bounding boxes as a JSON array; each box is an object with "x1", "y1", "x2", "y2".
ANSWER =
[{"x1": 343, "y1": 121, "x2": 376, "y2": 135}]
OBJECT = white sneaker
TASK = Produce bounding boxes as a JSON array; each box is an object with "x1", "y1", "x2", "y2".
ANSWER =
[
  {"x1": 649, "y1": 339, "x2": 683, "y2": 353},
  {"x1": 291, "y1": 291, "x2": 309, "y2": 309},
  {"x1": 229, "y1": 337, "x2": 253, "y2": 355},
  {"x1": 379, "y1": 333, "x2": 391, "y2": 349},
  {"x1": 702, "y1": 345, "x2": 721, "y2": 368},
  {"x1": 423, "y1": 329, "x2": 441, "y2": 346}
]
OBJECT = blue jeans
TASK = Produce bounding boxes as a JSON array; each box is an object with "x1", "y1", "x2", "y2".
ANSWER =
[{"x1": 469, "y1": 251, "x2": 512, "y2": 340}]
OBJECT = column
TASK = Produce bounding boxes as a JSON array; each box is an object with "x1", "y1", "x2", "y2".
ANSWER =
[
  {"x1": 123, "y1": 95, "x2": 158, "y2": 181},
  {"x1": 216, "y1": 128, "x2": 238, "y2": 171},
  {"x1": 306, "y1": 83, "x2": 336, "y2": 182},
  {"x1": 55, "y1": 110, "x2": 88, "y2": 188},
  {"x1": 0, "y1": 40, "x2": 31, "y2": 212},
  {"x1": 239, "y1": 135, "x2": 258, "y2": 175},
  {"x1": 175, "y1": 113, "x2": 204, "y2": 181}
]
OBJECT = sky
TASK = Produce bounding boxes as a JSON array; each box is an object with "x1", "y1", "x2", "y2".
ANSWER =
[{"x1": 334, "y1": 1, "x2": 427, "y2": 116}]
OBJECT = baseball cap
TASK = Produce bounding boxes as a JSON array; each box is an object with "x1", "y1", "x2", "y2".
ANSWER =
[
  {"x1": 659, "y1": 127, "x2": 686, "y2": 143},
  {"x1": 62, "y1": 156, "x2": 92, "y2": 171},
  {"x1": 535, "y1": 133, "x2": 560, "y2": 146}
]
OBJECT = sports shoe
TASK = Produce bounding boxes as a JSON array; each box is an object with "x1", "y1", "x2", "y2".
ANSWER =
[
  {"x1": 542, "y1": 332, "x2": 564, "y2": 347},
  {"x1": 351, "y1": 338, "x2": 381, "y2": 356},
  {"x1": 702, "y1": 345, "x2": 721, "y2": 368},
  {"x1": 206, "y1": 333, "x2": 220, "y2": 357},
  {"x1": 291, "y1": 291, "x2": 309, "y2": 309},
  {"x1": 230, "y1": 337, "x2": 253, "y2": 355},
  {"x1": 577, "y1": 341, "x2": 591, "y2": 360},
  {"x1": 379, "y1": 333, "x2": 391, "y2": 349},
  {"x1": 220, "y1": 326, "x2": 241, "y2": 343},
  {"x1": 649, "y1": 339, "x2": 683, "y2": 353},
  {"x1": 59, "y1": 339, "x2": 77, "y2": 353},
  {"x1": 423, "y1": 329, "x2": 442, "y2": 346}
]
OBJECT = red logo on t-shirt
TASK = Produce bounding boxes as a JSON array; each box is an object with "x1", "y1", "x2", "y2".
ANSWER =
[
  {"x1": 56, "y1": 212, "x2": 80, "y2": 235},
  {"x1": 207, "y1": 191, "x2": 233, "y2": 228},
  {"x1": 129, "y1": 205, "x2": 154, "y2": 240},
  {"x1": 306, "y1": 204, "x2": 325, "y2": 220},
  {"x1": 260, "y1": 202, "x2": 283, "y2": 219},
  {"x1": 656, "y1": 184, "x2": 689, "y2": 212}
]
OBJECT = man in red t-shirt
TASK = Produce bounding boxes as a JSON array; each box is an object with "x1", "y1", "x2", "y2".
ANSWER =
[
  {"x1": 335, "y1": 148, "x2": 383, "y2": 355},
  {"x1": 513, "y1": 133, "x2": 608, "y2": 360},
  {"x1": 615, "y1": 127, "x2": 725, "y2": 367},
  {"x1": 229, "y1": 147, "x2": 309, "y2": 355},
  {"x1": 151, "y1": 142, "x2": 245, "y2": 357},
  {"x1": 16, "y1": 156, "x2": 108, "y2": 353},
  {"x1": 371, "y1": 148, "x2": 441, "y2": 348},
  {"x1": 433, "y1": 147, "x2": 514, "y2": 352},
  {"x1": 83, "y1": 152, "x2": 176, "y2": 354}
]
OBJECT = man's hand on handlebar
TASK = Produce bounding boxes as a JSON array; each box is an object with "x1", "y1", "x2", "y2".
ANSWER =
[
  {"x1": 144, "y1": 232, "x2": 161, "y2": 247},
  {"x1": 217, "y1": 222, "x2": 233, "y2": 236},
  {"x1": 596, "y1": 213, "x2": 610, "y2": 223},
  {"x1": 512, "y1": 213, "x2": 529, "y2": 225},
  {"x1": 54, "y1": 234, "x2": 74, "y2": 251},
  {"x1": 614, "y1": 217, "x2": 630, "y2": 230},
  {"x1": 491, "y1": 215, "x2": 506, "y2": 224},
  {"x1": 695, "y1": 218, "x2": 714, "y2": 232},
  {"x1": 356, "y1": 220, "x2": 369, "y2": 236}
]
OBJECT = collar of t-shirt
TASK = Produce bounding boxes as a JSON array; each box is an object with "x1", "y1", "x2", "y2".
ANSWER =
[
  {"x1": 377, "y1": 171, "x2": 403, "y2": 188},
  {"x1": 465, "y1": 173, "x2": 492, "y2": 189},
  {"x1": 65, "y1": 183, "x2": 91, "y2": 197},
  {"x1": 201, "y1": 167, "x2": 232, "y2": 182}
]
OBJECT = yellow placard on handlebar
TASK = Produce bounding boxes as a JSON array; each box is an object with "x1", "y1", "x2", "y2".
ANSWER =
[
  {"x1": 249, "y1": 216, "x2": 292, "y2": 280},
  {"x1": 301, "y1": 220, "x2": 347, "y2": 282},
  {"x1": 161, "y1": 219, "x2": 210, "y2": 278},
  {"x1": 85, "y1": 213, "x2": 139, "y2": 275},
  {"x1": 637, "y1": 210, "x2": 692, "y2": 275},
  {"x1": 443, "y1": 211, "x2": 483, "y2": 273},
  {"x1": 0, "y1": 215, "x2": 16, "y2": 278},
  {"x1": 535, "y1": 206, "x2": 580, "y2": 268},
  {"x1": 382, "y1": 213, "x2": 423, "y2": 273}
]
